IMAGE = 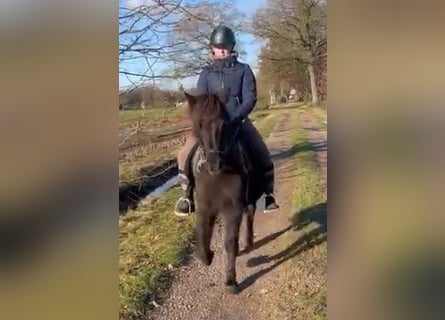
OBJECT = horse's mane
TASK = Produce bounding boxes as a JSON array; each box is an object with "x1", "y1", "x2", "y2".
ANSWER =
[{"x1": 190, "y1": 94, "x2": 228, "y2": 135}]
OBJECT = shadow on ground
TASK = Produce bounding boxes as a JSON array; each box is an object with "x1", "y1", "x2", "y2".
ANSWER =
[
  {"x1": 238, "y1": 202, "x2": 327, "y2": 292},
  {"x1": 271, "y1": 140, "x2": 327, "y2": 161},
  {"x1": 239, "y1": 225, "x2": 293, "y2": 255}
]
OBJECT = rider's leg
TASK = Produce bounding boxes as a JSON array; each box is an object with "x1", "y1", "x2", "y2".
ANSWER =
[
  {"x1": 174, "y1": 133, "x2": 198, "y2": 216},
  {"x1": 239, "y1": 120, "x2": 279, "y2": 212}
]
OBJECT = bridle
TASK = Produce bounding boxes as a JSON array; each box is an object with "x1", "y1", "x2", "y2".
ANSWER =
[{"x1": 207, "y1": 121, "x2": 242, "y2": 158}]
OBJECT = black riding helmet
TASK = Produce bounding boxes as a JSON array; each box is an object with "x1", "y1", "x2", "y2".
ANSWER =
[{"x1": 209, "y1": 25, "x2": 236, "y2": 51}]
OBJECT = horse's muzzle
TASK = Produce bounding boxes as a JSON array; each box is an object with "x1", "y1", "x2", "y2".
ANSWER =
[
  {"x1": 208, "y1": 167, "x2": 222, "y2": 175},
  {"x1": 206, "y1": 150, "x2": 222, "y2": 175}
]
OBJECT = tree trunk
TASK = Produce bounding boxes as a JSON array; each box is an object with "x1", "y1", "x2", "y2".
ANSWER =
[
  {"x1": 308, "y1": 64, "x2": 319, "y2": 105},
  {"x1": 269, "y1": 88, "x2": 276, "y2": 105}
]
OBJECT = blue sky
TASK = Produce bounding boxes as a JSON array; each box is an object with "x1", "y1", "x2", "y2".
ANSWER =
[
  {"x1": 232, "y1": 0, "x2": 266, "y2": 68},
  {"x1": 119, "y1": 0, "x2": 266, "y2": 89}
]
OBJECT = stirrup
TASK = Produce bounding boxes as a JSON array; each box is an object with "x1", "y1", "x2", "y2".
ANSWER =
[
  {"x1": 174, "y1": 197, "x2": 194, "y2": 217},
  {"x1": 264, "y1": 194, "x2": 279, "y2": 213}
]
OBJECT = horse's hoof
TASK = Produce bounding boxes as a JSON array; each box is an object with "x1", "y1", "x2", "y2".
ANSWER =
[
  {"x1": 226, "y1": 284, "x2": 239, "y2": 294},
  {"x1": 239, "y1": 246, "x2": 251, "y2": 256}
]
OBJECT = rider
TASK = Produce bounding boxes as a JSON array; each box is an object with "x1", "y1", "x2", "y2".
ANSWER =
[{"x1": 174, "y1": 25, "x2": 279, "y2": 216}]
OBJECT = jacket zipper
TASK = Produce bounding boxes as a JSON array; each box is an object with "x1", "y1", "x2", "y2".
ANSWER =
[
  {"x1": 219, "y1": 70, "x2": 240, "y2": 106},
  {"x1": 220, "y1": 70, "x2": 225, "y2": 91}
]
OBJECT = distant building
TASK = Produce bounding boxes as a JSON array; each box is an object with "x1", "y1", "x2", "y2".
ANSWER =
[
  {"x1": 288, "y1": 88, "x2": 298, "y2": 101},
  {"x1": 175, "y1": 100, "x2": 185, "y2": 108}
]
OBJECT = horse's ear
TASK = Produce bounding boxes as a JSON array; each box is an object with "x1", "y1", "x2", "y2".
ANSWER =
[{"x1": 184, "y1": 91, "x2": 197, "y2": 108}]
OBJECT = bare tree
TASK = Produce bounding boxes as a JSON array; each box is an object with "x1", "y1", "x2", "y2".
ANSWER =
[
  {"x1": 252, "y1": 0, "x2": 326, "y2": 104},
  {"x1": 119, "y1": 0, "x2": 188, "y2": 83},
  {"x1": 163, "y1": 0, "x2": 247, "y2": 77},
  {"x1": 119, "y1": 0, "x2": 246, "y2": 87},
  {"x1": 257, "y1": 40, "x2": 310, "y2": 104}
]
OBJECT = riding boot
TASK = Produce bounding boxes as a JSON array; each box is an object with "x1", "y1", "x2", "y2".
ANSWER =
[
  {"x1": 239, "y1": 119, "x2": 280, "y2": 213},
  {"x1": 263, "y1": 163, "x2": 280, "y2": 213},
  {"x1": 174, "y1": 170, "x2": 195, "y2": 217}
]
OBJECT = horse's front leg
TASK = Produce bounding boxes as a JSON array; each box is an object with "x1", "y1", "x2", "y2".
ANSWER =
[
  {"x1": 224, "y1": 206, "x2": 242, "y2": 294},
  {"x1": 240, "y1": 175, "x2": 255, "y2": 254},
  {"x1": 196, "y1": 209, "x2": 215, "y2": 266}
]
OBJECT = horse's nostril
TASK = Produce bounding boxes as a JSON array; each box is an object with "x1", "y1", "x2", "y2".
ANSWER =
[{"x1": 207, "y1": 163, "x2": 221, "y2": 175}]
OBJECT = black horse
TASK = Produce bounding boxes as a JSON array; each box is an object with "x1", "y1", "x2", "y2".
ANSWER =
[{"x1": 184, "y1": 92, "x2": 263, "y2": 293}]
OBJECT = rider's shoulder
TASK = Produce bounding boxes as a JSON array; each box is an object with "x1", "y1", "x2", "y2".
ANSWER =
[
  {"x1": 201, "y1": 64, "x2": 211, "y2": 71},
  {"x1": 233, "y1": 59, "x2": 250, "y2": 70}
]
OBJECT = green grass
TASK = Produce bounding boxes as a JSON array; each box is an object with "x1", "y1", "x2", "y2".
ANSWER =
[
  {"x1": 286, "y1": 109, "x2": 327, "y2": 319},
  {"x1": 119, "y1": 187, "x2": 194, "y2": 319},
  {"x1": 299, "y1": 104, "x2": 327, "y2": 128},
  {"x1": 253, "y1": 110, "x2": 281, "y2": 138},
  {"x1": 293, "y1": 286, "x2": 327, "y2": 320},
  {"x1": 249, "y1": 109, "x2": 273, "y2": 122},
  {"x1": 119, "y1": 109, "x2": 157, "y2": 122},
  {"x1": 290, "y1": 128, "x2": 323, "y2": 219},
  {"x1": 118, "y1": 110, "x2": 283, "y2": 319},
  {"x1": 119, "y1": 145, "x2": 180, "y2": 184},
  {"x1": 119, "y1": 108, "x2": 184, "y2": 123}
]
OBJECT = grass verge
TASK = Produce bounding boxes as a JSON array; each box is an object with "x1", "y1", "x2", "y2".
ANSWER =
[
  {"x1": 253, "y1": 110, "x2": 281, "y2": 138},
  {"x1": 299, "y1": 104, "x2": 327, "y2": 128},
  {"x1": 285, "y1": 109, "x2": 327, "y2": 319},
  {"x1": 119, "y1": 109, "x2": 283, "y2": 319},
  {"x1": 119, "y1": 187, "x2": 194, "y2": 319}
]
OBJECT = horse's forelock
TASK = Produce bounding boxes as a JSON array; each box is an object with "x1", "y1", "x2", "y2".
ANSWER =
[
  {"x1": 201, "y1": 95, "x2": 225, "y2": 123},
  {"x1": 190, "y1": 94, "x2": 227, "y2": 137}
]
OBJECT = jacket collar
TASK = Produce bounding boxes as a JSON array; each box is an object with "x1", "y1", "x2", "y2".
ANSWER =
[{"x1": 211, "y1": 54, "x2": 238, "y2": 70}]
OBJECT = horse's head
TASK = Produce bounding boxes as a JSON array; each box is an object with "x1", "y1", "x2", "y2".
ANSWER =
[{"x1": 184, "y1": 91, "x2": 236, "y2": 175}]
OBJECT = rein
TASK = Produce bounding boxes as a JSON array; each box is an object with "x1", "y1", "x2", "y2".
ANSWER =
[{"x1": 207, "y1": 121, "x2": 242, "y2": 157}]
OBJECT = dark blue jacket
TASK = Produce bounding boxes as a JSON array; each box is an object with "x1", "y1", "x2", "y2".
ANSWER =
[{"x1": 196, "y1": 55, "x2": 257, "y2": 121}]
